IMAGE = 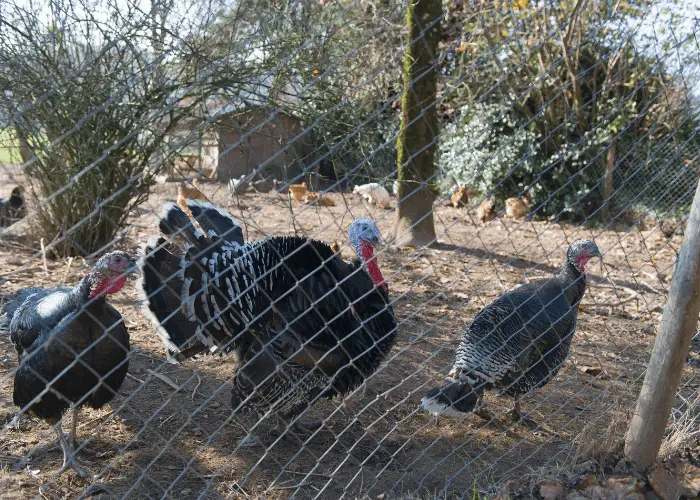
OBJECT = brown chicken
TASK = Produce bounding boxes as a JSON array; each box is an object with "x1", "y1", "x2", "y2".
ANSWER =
[
  {"x1": 476, "y1": 197, "x2": 496, "y2": 224},
  {"x1": 303, "y1": 192, "x2": 336, "y2": 206},
  {"x1": 659, "y1": 216, "x2": 687, "y2": 239},
  {"x1": 505, "y1": 195, "x2": 530, "y2": 220},
  {"x1": 289, "y1": 182, "x2": 308, "y2": 202},
  {"x1": 177, "y1": 179, "x2": 207, "y2": 233},
  {"x1": 450, "y1": 185, "x2": 470, "y2": 208}
]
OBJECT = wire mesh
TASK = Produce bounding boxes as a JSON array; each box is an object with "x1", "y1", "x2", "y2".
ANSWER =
[{"x1": 0, "y1": 0, "x2": 698, "y2": 498}]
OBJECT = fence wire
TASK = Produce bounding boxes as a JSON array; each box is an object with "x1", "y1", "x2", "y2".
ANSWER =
[{"x1": 0, "y1": 0, "x2": 698, "y2": 498}]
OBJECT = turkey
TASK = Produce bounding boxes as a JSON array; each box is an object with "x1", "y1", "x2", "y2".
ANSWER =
[
  {"x1": 421, "y1": 240, "x2": 600, "y2": 426},
  {"x1": 2, "y1": 251, "x2": 136, "y2": 477},
  {"x1": 0, "y1": 185, "x2": 26, "y2": 227},
  {"x1": 139, "y1": 201, "x2": 397, "y2": 443}
]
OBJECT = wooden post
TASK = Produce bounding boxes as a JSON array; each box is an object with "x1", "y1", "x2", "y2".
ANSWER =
[{"x1": 624, "y1": 179, "x2": 700, "y2": 469}]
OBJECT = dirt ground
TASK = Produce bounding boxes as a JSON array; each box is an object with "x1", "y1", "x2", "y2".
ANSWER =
[{"x1": 0, "y1": 178, "x2": 695, "y2": 499}]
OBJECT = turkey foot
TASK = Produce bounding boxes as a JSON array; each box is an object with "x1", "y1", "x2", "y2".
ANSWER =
[
  {"x1": 236, "y1": 434, "x2": 262, "y2": 449},
  {"x1": 55, "y1": 427, "x2": 94, "y2": 478},
  {"x1": 68, "y1": 408, "x2": 86, "y2": 449},
  {"x1": 473, "y1": 407, "x2": 503, "y2": 429},
  {"x1": 294, "y1": 420, "x2": 323, "y2": 433},
  {"x1": 232, "y1": 413, "x2": 263, "y2": 449},
  {"x1": 278, "y1": 419, "x2": 323, "y2": 444},
  {"x1": 505, "y1": 401, "x2": 538, "y2": 428},
  {"x1": 4, "y1": 413, "x2": 22, "y2": 431}
]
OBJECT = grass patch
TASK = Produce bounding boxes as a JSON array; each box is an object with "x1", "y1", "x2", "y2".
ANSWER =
[{"x1": 0, "y1": 128, "x2": 21, "y2": 164}]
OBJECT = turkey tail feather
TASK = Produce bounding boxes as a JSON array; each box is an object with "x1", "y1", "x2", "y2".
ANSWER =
[
  {"x1": 139, "y1": 236, "x2": 200, "y2": 359},
  {"x1": 185, "y1": 199, "x2": 244, "y2": 247},
  {"x1": 158, "y1": 202, "x2": 204, "y2": 247},
  {"x1": 420, "y1": 377, "x2": 484, "y2": 417}
]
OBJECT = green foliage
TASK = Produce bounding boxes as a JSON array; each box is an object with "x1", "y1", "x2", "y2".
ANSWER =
[
  {"x1": 438, "y1": 103, "x2": 539, "y2": 198},
  {"x1": 438, "y1": 0, "x2": 698, "y2": 219},
  {"x1": 302, "y1": 98, "x2": 400, "y2": 188},
  {"x1": 0, "y1": 0, "x2": 247, "y2": 256}
]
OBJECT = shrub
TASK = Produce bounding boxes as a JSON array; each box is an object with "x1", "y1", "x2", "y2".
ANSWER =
[
  {"x1": 437, "y1": 103, "x2": 616, "y2": 220},
  {"x1": 437, "y1": 103, "x2": 539, "y2": 198}
]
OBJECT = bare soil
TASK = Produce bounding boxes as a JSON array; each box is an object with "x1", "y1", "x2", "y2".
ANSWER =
[{"x1": 0, "y1": 179, "x2": 695, "y2": 499}]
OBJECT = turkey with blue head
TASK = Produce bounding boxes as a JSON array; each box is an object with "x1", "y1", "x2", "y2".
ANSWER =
[
  {"x1": 139, "y1": 200, "x2": 397, "y2": 445},
  {"x1": 421, "y1": 240, "x2": 601, "y2": 426},
  {"x1": 1, "y1": 250, "x2": 137, "y2": 477}
]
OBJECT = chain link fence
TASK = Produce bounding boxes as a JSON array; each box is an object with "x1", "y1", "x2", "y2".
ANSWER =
[{"x1": 0, "y1": 0, "x2": 698, "y2": 497}]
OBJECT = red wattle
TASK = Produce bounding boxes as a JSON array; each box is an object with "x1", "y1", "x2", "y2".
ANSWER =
[
  {"x1": 576, "y1": 255, "x2": 590, "y2": 272},
  {"x1": 360, "y1": 241, "x2": 386, "y2": 291},
  {"x1": 88, "y1": 276, "x2": 128, "y2": 298}
]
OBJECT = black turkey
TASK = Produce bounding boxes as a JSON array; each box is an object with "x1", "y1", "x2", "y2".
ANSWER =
[
  {"x1": 2, "y1": 251, "x2": 136, "y2": 477},
  {"x1": 140, "y1": 201, "x2": 397, "y2": 443},
  {"x1": 421, "y1": 240, "x2": 600, "y2": 425},
  {"x1": 0, "y1": 185, "x2": 26, "y2": 227}
]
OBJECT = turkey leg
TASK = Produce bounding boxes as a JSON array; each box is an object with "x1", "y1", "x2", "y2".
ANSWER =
[
  {"x1": 69, "y1": 408, "x2": 79, "y2": 448},
  {"x1": 505, "y1": 400, "x2": 538, "y2": 428},
  {"x1": 54, "y1": 421, "x2": 93, "y2": 478},
  {"x1": 4, "y1": 412, "x2": 22, "y2": 431},
  {"x1": 277, "y1": 403, "x2": 323, "y2": 443}
]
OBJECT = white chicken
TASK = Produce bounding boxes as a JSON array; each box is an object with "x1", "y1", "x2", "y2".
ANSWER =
[{"x1": 353, "y1": 183, "x2": 391, "y2": 209}]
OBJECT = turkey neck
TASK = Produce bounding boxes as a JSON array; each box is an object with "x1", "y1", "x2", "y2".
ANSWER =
[
  {"x1": 359, "y1": 241, "x2": 386, "y2": 291},
  {"x1": 75, "y1": 271, "x2": 114, "y2": 303},
  {"x1": 558, "y1": 261, "x2": 587, "y2": 306}
]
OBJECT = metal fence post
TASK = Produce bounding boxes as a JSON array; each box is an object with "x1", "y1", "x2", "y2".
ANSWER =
[{"x1": 624, "y1": 179, "x2": 700, "y2": 469}]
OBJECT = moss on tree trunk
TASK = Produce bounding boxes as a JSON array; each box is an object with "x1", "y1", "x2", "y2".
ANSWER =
[{"x1": 391, "y1": 0, "x2": 442, "y2": 247}]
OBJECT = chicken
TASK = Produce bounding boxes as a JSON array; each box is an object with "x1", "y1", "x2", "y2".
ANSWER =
[
  {"x1": 178, "y1": 179, "x2": 206, "y2": 203},
  {"x1": 505, "y1": 195, "x2": 530, "y2": 220},
  {"x1": 303, "y1": 192, "x2": 336, "y2": 206},
  {"x1": 659, "y1": 216, "x2": 686, "y2": 239},
  {"x1": 177, "y1": 179, "x2": 207, "y2": 233},
  {"x1": 477, "y1": 197, "x2": 496, "y2": 223},
  {"x1": 289, "y1": 182, "x2": 308, "y2": 202},
  {"x1": 0, "y1": 185, "x2": 26, "y2": 227},
  {"x1": 228, "y1": 174, "x2": 250, "y2": 195},
  {"x1": 450, "y1": 185, "x2": 470, "y2": 208},
  {"x1": 353, "y1": 183, "x2": 391, "y2": 209}
]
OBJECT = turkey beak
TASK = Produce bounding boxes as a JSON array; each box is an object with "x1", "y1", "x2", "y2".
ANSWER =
[
  {"x1": 126, "y1": 257, "x2": 140, "y2": 276},
  {"x1": 367, "y1": 234, "x2": 381, "y2": 247}
]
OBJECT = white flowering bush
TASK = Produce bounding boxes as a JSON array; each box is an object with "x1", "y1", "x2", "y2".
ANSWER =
[
  {"x1": 437, "y1": 103, "x2": 539, "y2": 198},
  {"x1": 437, "y1": 103, "x2": 623, "y2": 220}
]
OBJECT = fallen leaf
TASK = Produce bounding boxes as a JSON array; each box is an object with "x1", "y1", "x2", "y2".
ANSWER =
[
  {"x1": 539, "y1": 481, "x2": 565, "y2": 500},
  {"x1": 673, "y1": 462, "x2": 700, "y2": 497},
  {"x1": 575, "y1": 474, "x2": 599, "y2": 490},
  {"x1": 578, "y1": 366, "x2": 602, "y2": 376},
  {"x1": 648, "y1": 465, "x2": 683, "y2": 500}
]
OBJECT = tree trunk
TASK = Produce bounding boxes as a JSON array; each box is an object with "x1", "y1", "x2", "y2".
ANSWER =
[
  {"x1": 14, "y1": 125, "x2": 34, "y2": 166},
  {"x1": 391, "y1": 0, "x2": 441, "y2": 247},
  {"x1": 602, "y1": 139, "x2": 615, "y2": 218}
]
